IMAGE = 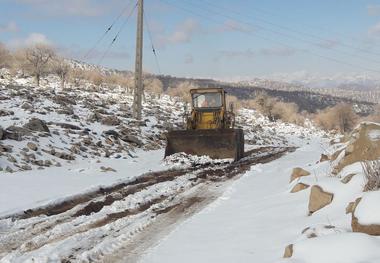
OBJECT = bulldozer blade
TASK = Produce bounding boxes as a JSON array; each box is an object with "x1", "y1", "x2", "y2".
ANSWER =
[{"x1": 165, "y1": 129, "x2": 244, "y2": 161}]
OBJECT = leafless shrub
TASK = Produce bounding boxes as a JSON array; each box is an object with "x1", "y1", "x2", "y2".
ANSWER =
[
  {"x1": 83, "y1": 69, "x2": 105, "y2": 86},
  {"x1": 314, "y1": 103, "x2": 358, "y2": 133},
  {"x1": 362, "y1": 104, "x2": 380, "y2": 123},
  {"x1": 144, "y1": 78, "x2": 163, "y2": 98},
  {"x1": 166, "y1": 81, "x2": 198, "y2": 102},
  {"x1": 0, "y1": 42, "x2": 12, "y2": 68},
  {"x1": 252, "y1": 92, "x2": 277, "y2": 121},
  {"x1": 52, "y1": 57, "x2": 70, "y2": 89},
  {"x1": 362, "y1": 160, "x2": 380, "y2": 191},
  {"x1": 24, "y1": 44, "x2": 55, "y2": 86}
]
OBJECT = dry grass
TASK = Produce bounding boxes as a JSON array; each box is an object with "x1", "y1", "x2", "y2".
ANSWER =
[
  {"x1": 166, "y1": 81, "x2": 198, "y2": 102},
  {"x1": 314, "y1": 103, "x2": 358, "y2": 133},
  {"x1": 362, "y1": 160, "x2": 380, "y2": 191},
  {"x1": 0, "y1": 42, "x2": 12, "y2": 68}
]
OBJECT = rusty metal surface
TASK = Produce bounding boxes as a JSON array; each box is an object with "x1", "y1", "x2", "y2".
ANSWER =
[{"x1": 165, "y1": 129, "x2": 244, "y2": 160}]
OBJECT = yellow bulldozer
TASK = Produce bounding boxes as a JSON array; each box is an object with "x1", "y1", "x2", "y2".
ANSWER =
[{"x1": 165, "y1": 88, "x2": 244, "y2": 161}]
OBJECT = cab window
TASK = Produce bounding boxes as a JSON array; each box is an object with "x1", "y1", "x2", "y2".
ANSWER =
[{"x1": 192, "y1": 93, "x2": 222, "y2": 108}]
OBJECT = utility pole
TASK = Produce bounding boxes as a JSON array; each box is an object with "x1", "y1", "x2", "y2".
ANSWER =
[{"x1": 133, "y1": 0, "x2": 144, "y2": 120}]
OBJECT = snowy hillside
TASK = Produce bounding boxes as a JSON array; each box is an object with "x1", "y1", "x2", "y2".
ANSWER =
[{"x1": 1, "y1": 67, "x2": 380, "y2": 263}]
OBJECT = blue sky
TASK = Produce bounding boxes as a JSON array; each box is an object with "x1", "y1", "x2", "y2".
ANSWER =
[{"x1": 1, "y1": 0, "x2": 380, "y2": 79}]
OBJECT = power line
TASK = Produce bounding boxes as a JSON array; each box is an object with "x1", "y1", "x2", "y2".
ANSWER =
[
  {"x1": 97, "y1": 1, "x2": 138, "y2": 65},
  {"x1": 159, "y1": 0, "x2": 380, "y2": 74},
  {"x1": 84, "y1": 0, "x2": 135, "y2": 60},
  {"x1": 144, "y1": 10, "x2": 162, "y2": 75},
  {"x1": 196, "y1": 0, "x2": 380, "y2": 58},
  {"x1": 179, "y1": 0, "x2": 380, "y2": 66}
]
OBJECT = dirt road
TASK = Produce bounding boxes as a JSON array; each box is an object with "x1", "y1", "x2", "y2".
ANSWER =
[{"x1": 0, "y1": 147, "x2": 294, "y2": 263}]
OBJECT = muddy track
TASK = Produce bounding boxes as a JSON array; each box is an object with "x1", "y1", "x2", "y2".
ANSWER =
[{"x1": 0, "y1": 146, "x2": 294, "y2": 262}]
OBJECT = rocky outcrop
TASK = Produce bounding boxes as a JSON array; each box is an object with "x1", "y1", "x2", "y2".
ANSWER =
[
  {"x1": 308, "y1": 185, "x2": 334, "y2": 214},
  {"x1": 4, "y1": 126, "x2": 32, "y2": 141},
  {"x1": 333, "y1": 122, "x2": 380, "y2": 175},
  {"x1": 23, "y1": 118, "x2": 50, "y2": 133},
  {"x1": 291, "y1": 183, "x2": 309, "y2": 193},
  {"x1": 352, "y1": 197, "x2": 380, "y2": 236},
  {"x1": 290, "y1": 167, "x2": 310, "y2": 182}
]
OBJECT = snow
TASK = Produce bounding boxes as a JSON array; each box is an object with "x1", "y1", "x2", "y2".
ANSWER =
[
  {"x1": 139, "y1": 139, "x2": 329, "y2": 263},
  {"x1": 0, "y1": 150, "x2": 165, "y2": 217},
  {"x1": 163, "y1": 152, "x2": 233, "y2": 169},
  {"x1": 355, "y1": 191, "x2": 380, "y2": 225},
  {"x1": 282, "y1": 233, "x2": 380, "y2": 263},
  {"x1": 368, "y1": 130, "x2": 380, "y2": 141}
]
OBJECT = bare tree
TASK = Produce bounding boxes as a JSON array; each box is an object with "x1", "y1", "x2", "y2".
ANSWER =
[
  {"x1": 0, "y1": 42, "x2": 12, "y2": 69},
  {"x1": 145, "y1": 78, "x2": 163, "y2": 99},
  {"x1": 25, "y1": 44, "x2": 55, "y2": 86},
  {"x1": 52, "y1": 57, "x2": 70, "y2": 89}
]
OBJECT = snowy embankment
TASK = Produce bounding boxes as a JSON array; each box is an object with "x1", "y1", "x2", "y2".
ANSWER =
[
  {"x1": 140, "y1": 122, "x2": 380, "y2": 263},
  {"x1": 139, "y1": 139, "x2": 326, "y2": 263}
]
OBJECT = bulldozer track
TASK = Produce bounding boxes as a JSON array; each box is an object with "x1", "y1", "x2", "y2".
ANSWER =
[{"x1": 0, "y1": 146, "x2": 295, "y2": 262}]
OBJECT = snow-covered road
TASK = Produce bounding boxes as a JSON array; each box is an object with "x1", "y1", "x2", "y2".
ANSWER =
[{"x1": 140, "y1": 139, "x2": 325, "y2": 263}]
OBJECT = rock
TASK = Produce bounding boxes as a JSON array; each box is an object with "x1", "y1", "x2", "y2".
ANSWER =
[
  {"x1": 53, "y1": 151, "x2": 75, "y2": 160},
  {"x1": 54, "y1": 95, "x2": 76, "y2": 105},
  {"x1": 291, "y1": 183, "x2": 310, "y2": 193},
  {"x1": 100, "y1": 166, "x2": 117, "y2": 172},
  {"x1": 319, "y1": 154, "x2": 329, "y2": 162},
  {"x1": 55, "y1": 123, "x2": 81, "y2": 130},
  {"x1": 121, "y1": 135, "x2": 143, "y2": 146},
  {"x1": 308, "y1": 185, "x2": 334, "y2": 214},
  {"x1": 352, "y1": 197, "x2": 380, "y2": 235},
  {"x1": 283, "y1": 244, "x2": 293, "y2": 258},
  {"x1": 0, "y1": 109, "x2": 14, "y2": 116},
  {"x1": 5, "y1": 126, "x2": 31, "y2": 141},
  {"x1": 103, "y1": 130, "x2": 120, "y2": 138},
  {"x1": 0, "y1": 127, "x2": 3, "y2": 140},
  {"x1": 332, "y1": 122, "x2": 380, "y2": 175},
  {"x1": 5, "y1": 166, "x2": 13, "y2": 173},
  {"x1": 341, "y1": 173, "x2": 356, "y2": 184},
  {"x1": 23, "y1": 118, "x2": 50, "y2": 133},
  {"x1": 27, "y1": 142, "x2": 38, "y2": 151},
  {"x1": 346, "y1": 201, "x2": 355, "y2": 214},
  {"x1": 21, "y1": 102, "x2": 33, "y2": 110},
  {"x1": 290, "y1": 167, "x2": 310, "y2": 182},
  {"x1": 101, "y1": 116, "x2": 120, "y2": 126}
]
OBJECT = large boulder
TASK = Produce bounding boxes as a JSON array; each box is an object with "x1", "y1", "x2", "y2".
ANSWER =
[
  {"x1": 308, "y1": 185, "x2": 334, "y2": 214},
  {"x1": 23, "y1": 118, "x2": 50, "y2": 133},
  {"x1": 290, "y1": 167, "x2": 310, "y2": 182},
  {"x1": 4, "y1": 126, "x2": 32, "y2": 141},
  {"x1": 332, "y1": 122, "x2": 380, "y2": 174},
  {"x1": 352, "y1": 193, "x2": 380, "y2": 235}
]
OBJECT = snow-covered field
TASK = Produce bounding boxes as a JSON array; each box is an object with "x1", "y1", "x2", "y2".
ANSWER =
[{"x1": 1, "y1": 67, "x2": 380, "y2": 263}]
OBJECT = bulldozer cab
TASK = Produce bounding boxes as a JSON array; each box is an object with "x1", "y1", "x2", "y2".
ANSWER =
[
  {"x1": 191, "y1": 89, "x2": 224, "y2": 109},
  {"x1": 187, "y1": 88, "x2": 233, "y2": 130}
]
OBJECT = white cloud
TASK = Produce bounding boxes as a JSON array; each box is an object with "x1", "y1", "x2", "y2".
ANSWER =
[
  {"x1": 369, "y1": 22, "x2": 380, "y2": 37},
  {"x1": 8, "y1": 33, "x2": 53, "y2": 48},
  {"x1": 218, "y1": 19, "x2": 254, "y2": 33},
  {"x1": 15, "y1": 0, "x2": 108, "y2": 17},
  {"x1": 0, "y1": 21, "x2": 19, "y2": 33},
  {"x1": 156, "y1": 18, "x2": 201, "y2": 48},
  {"x1": 368, "y1": 5, "x2": 380, "y2": 16}
]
